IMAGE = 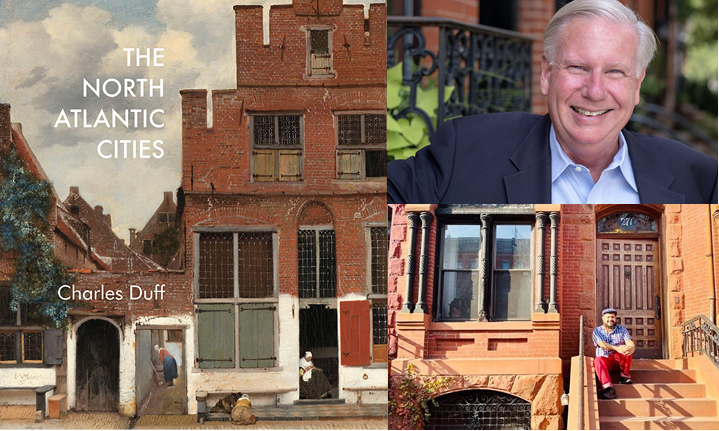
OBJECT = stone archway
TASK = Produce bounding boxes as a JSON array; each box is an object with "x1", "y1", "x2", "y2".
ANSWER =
[{"x1": 75, "y1": 319, "x2": 120, "y2": 411}]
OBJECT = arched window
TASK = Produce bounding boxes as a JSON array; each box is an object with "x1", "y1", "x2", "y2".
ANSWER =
[
  {"x1": 427, "y1": 389, "x2": 531, "y2": 430},
  {"x1": 597, "y1": 212, "x2": 657, "y2": 234}
]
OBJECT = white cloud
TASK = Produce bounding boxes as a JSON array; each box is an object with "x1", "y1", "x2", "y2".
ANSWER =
[{"x1": 0, "y1": 1, "x2": 236, "y2": 243}]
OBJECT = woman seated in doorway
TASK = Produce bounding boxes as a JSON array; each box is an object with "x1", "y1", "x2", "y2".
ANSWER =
[{"x1": 299, "y1": 351, "x2": 332, "y2": 399}]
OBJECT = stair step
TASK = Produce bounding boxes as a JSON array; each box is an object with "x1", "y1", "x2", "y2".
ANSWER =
[
  {"x1": 600, "y1": 416, "x2": 719, "y2": 430},
  {"x1": 613, "y1": 383, "x2": 706, "y2": 399},
  {"x1": 628, "y1": 369, "x2": 696, "y2": 383},
  {"x1": 630, "y1": 359, "x2": 687, "y2": 370},
  {"x1": 598, "y1": 398, "x2": 717, "y2": 417}
]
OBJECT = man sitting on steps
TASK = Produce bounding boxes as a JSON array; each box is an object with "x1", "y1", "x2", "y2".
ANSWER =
[{"x1": 592, "y1": 308, "x2": 636, "y2": 399}]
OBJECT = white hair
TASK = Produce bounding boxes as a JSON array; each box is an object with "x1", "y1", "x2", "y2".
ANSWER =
[{"x1": 543, "y1": 0, "x2": 658, "y2": 76}]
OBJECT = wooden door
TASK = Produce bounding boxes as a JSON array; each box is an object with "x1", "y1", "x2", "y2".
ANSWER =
[{"x1": 597, "y1": 238, "x2": 662, "y2": 359}]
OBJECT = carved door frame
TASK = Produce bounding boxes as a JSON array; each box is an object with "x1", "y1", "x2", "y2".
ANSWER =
[{"x1": 595, "y1": 210, "x2": 664, "y2": 359}]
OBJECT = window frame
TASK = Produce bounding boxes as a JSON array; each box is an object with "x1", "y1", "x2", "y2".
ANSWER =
[
  {"x1": 249, "y1": 113, "x2": 304, "y2": 183},
  {"x1": 305, "y1": 26, "x2": 336, "y2": 79},
  {"x1": 365, "y1": 223, "x2": 388, "y2": 364},
  {"x1": 298, "y1": 225, "x2": 337, "y2": 306},
  {"x1": 0, "y1": 283, "x2": 45, "y2": 366},
  {"x1": 435, "y1": 218, "x2": 534, "y2": 322},
  {"x1": 334, "y1": 111, "x2": 387, "y2": 180},
  {"x1": 192, "y1": 228, "x2": 280, "y2": 371}
]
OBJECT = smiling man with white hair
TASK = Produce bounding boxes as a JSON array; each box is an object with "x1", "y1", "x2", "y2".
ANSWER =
[{"x1": 388, "y1": 0, "x2": 717, "y2": 204}]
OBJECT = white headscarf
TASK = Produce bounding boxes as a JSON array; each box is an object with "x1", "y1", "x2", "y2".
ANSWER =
[{"x1": 299, "y1": 352, "x2": 314, "y2": 382}]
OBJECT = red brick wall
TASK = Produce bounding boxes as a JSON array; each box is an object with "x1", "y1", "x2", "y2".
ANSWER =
[
  {"x1": 681, "y1": 205, "x2": 712, "y2": 320},
  {"x1": 234, "y1": 3, "x2": 386, "y2": 86},
  {"x1": 517, "y1": 0, "x2": 554, "y2": 114},
  {"x1": 182, "y1": 194, "x2": 385, "y2": 297}
]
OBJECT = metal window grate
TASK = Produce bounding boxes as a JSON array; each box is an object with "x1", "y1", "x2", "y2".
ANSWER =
[
  {"x1": 298, "y1": 230, "x2": 317, "y2": 298},
  {"x1": 365, "y1": 150, "x2": 387, "y2": 178},
  {"x1": 198, "y1": 232, "x2": 234, "y2": 299},
  {"x1": 371, "y1": 227, "x2": 388, "y2": 294},
  {"x1": 238, "y1": 232, "x2": 274, "y2": 298},
  {"x1": 372, "y1": 302, "x2": 388, "y2": 345},
  {"x1": 278, "y1": 115, "x2": 301, "y2": 146},
  {"x1": 0, "y1": 331, "x2": 16, "y2": 362},
  {"x1": 23, "y1": 331, "x2": 42, "y2": 361},
  {"x1": 364, "y1": 114, "x2": 386, "y2": 145},
  {"x1": 427, "y1": 390, "x2": 531, "y2": 430},
  {"x1": 310, "y1": 30, "x2": 329, "y2": 52},
  {"x1": 318, "y1": 230, "x2": 337, "y2": 298},
  {"x1": 254, "y1": 115, "x2": 275, "y2": 146},
  {"x1": 338, "y1": 115, "x2": 362, "y2": 146}
]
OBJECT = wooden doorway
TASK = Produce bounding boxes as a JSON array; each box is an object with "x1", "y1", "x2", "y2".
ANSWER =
[{"x1": 597, "y1": 237, "x2": 662, "y2": 359}]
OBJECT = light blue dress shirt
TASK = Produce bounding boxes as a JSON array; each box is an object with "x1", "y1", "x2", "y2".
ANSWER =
[{"x1": 550, "y1": 126, "x2": 640, "y2": 204}]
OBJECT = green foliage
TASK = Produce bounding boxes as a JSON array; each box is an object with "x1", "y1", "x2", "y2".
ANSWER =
[
  {"x1": 388, "y1": 363, "x2": 451, "y2": 429},
  {"x1": 387, "y1": 63, "x2": 455, "y2": 160},
  {"x1": 0, "y1": 151, "x2": 72, "y2": 328},
  {"x1": 151, "y1": 227, "x2": 179, "y2": 267}
]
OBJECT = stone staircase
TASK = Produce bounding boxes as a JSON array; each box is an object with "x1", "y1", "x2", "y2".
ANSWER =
[{"x1": 598, "y1": 359, "x2": 719, "y2": 430}]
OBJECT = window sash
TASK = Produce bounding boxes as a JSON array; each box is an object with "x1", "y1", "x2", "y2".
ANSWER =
[{"x1": 298, "y1": 229, "x2": 336, "y2": 298}]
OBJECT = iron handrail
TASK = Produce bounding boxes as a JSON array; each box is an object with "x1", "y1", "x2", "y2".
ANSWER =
[
  {"x1": 682, "y1": 314, "x2": 719, "y2": 370},
  {"x1": 577, "y1": 314, "x2": 584, "y2": 430}
]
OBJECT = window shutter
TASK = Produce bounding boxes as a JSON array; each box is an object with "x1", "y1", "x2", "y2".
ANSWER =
[
  {"x1": 42, "y1": 329, "x2": 63, "y2": 365},
  {"x1": 339, "y1": 300, "x2": 370, "y2": 366},
  {"x1": 278, "y1": 150, "x2": 302, "y2": 181},
  {"x1": 239, "y1": 303, "x2": 276, "y2": 368},
  {"x1": 197, "y1": 304, "x2": 235, "y2": 369},
  {"x1": 253, "y1": 149, "x2": 276, "y2": 181},
  {"x1": 338, "y1": 150, "x2": 361, "y2": 179}
]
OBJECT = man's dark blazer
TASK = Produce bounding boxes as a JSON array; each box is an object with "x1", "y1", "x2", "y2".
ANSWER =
[{"x1": 388, "y1": 112, "x2": 718, "y2": 204}]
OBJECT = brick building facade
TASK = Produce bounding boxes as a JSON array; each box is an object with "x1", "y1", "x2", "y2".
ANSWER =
[
  {"x1": 389, "y1": 203, "x2": 719, "y2": 430},
  {"x1": 177, "y1": 0, "x2": 388, "y2": 411}
]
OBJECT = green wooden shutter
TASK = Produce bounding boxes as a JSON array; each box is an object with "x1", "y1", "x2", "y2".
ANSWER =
[
  {"x1": 197, "y1": 304, "x2": 235, "y2": 369},
  {"x1": 239, "y1": 303, "x2": 276, "y2": 368}
]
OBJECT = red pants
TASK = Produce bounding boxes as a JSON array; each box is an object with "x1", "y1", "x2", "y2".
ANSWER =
[{"x1": 594, "y1": 353, "x2": 633, "y2": 388}]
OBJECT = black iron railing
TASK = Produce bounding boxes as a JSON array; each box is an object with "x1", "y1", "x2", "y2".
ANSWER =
[
  {"x1": 682, "y1": 314, "x2": 719, "y2": 370},
  {"x1": 629, "y1": 103, "x2": 718, "y2": 153},
  {"x1": 577, "y1": 314, "x2": 584, "y2": 430},
  {"x1": 387, "y1": 17, "x2": 534, "y2": 135}
]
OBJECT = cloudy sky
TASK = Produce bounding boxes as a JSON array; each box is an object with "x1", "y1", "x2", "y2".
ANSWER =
[{"x1": 0, "y1": 0, "x2": 238, "y2": 242}]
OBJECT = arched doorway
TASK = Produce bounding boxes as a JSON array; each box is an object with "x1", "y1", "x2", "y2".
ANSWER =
[
  {"x1": 76, "y1": 319, "x2": 120, "y2": 411},
  {"x1": 427, "y1": 390, "x2": 531, "y2": 430},
  {"x1": 596, "y1": 210, "x2": 663, "y2": 359}
]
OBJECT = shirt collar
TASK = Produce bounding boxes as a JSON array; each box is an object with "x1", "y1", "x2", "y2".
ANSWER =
[{"x1": 549, "y1": 125, "x2": 638, "y2": 192}]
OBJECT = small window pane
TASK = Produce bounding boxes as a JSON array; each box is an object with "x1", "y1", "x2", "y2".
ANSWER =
[
  {"x1": 0, "y1": 331, "x2": 16, "y2": 362},
  {"x1": 365, "y1": 114, "x2": 386, "y2": 145},
  {"x1": 198, "y1": 232, "x2": 234, "y2": 299},
  {"x1": 310, "y1": 30, "x2": 329, "y2": 52},
  {"x1": 439, "y1": 271, "x2": 479, "y2": 319},
  {"x1": 278, "y1": 116, "x2": 301, "y2": 147},
  {"x1": 238, "y1": 232, "x2": 274, "y2": 298},
  {"x1": 370, "y1": 227, "x2": 388, "y2": 295},
  {"x1": 338, "y1": 115, "x2": 362, "y2": 146},
  {"x1": 23, "y1": 331, "x2": 42, "y2": 362},
  {"x1": 319, "y1": 230, "x2": 337, "y2": 298},
  {"x1": 298, "y1": 230, "x2": 317, "y2": 298},
  {"x1": 372, "y1": 302, "x2": 388, "y2": 345},
  {"x1": 365, "y1": 150, "x2": 387, "y2": 178},
  {"x1": 495, "y1": 225, "x2": 531, "y2": 269},
  {"x1": 442, "y1": 225, "x2": 481, "y2": 270},
  {"x1": 493, "y1": 271, "x2": 532, "y2": 320},
  {"x1": 254, "y1": 115, "x2": 275, "y2": 146}
]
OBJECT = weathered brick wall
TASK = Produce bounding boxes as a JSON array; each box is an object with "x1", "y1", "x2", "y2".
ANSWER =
[
  {"x1": 517, "y1": 0, "x2": 554, "y2": 115},
  {"x1": 234, "y1": 3, "x2": 386, "y2": 86},
  {"x1": 679, "y1": 205, "x2": 713, "y2": 321},
  {"x1": 181, "y1": 86, "x2": 386, "y2": 194},
  {"x1": 182, "y1": 194, "x2": 385, "y2": 297}
]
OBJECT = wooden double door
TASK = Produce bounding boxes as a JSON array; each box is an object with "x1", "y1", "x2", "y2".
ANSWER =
[{"x1": 597, "y1": 238, "x2": 663, "y2": 359}]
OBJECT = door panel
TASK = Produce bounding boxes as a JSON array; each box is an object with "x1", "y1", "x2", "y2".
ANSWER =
[{"x1": 597, "y1": 238, "x2": 662, "y2": 359}]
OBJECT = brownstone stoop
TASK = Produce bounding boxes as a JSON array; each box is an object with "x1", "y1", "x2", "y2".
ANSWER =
[{"x1": 597, "y1": 359, "x2": 719, "y2": 430}]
